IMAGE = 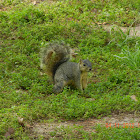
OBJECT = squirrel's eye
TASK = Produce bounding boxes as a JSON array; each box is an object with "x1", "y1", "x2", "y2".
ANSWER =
[{"x1": 83, "y1": 64, "x2": 86, "y2": 66}]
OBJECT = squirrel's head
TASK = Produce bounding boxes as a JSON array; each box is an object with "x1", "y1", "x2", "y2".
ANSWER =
[{"x1": 79, "y1": 59, "x2": 92, "y2": 72}]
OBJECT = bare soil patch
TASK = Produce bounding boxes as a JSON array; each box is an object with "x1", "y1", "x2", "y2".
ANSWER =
[
  {"x1": 31, "y1": 113, "x2": 140, "y2": 138},
  {"x1": 103, "y1": 24, "x2": 140, "y2": 37}
]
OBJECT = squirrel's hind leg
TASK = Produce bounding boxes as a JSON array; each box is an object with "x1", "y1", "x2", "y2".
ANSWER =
[{"x1": 53, "y1": 81, "x2": 64, "y2": 93}]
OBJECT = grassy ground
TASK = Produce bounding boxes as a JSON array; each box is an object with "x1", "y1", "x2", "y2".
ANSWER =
[{"x1": 0, "y1": 0, "x2": 140, "y2": 139}]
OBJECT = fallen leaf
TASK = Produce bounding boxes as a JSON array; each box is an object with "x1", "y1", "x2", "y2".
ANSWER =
[
  {"x1": 88, "y1": 98, "x2": 95, "y2": 101},
  {"x1": 17, "y1": 117, "x2": 32, "y2": 128},
  {"x1": 70, "y1": 48, "x2": 78, "y2": 58},
  {"x1": 18, "y1": 117, "x2": 25, "y2": 127},
  {"x1": 130, "y1": 95, "x2": 138, "y2": 102},
  {"x1": 18, "y1": 117, "x2": 23, "y2": 123},
  {"x1": 32, "y1": 1, "x2": 37, "y2": 5},
  {"x1": 70, "y1": 48, "x2": 80, "y2": 58}
]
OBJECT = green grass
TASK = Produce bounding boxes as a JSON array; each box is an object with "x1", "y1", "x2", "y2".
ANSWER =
[{"x1": 0, "y1": 0, "x2": 140, "y2": 139}]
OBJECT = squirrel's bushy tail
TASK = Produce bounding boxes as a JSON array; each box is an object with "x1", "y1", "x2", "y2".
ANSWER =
[{"x1": 40, "y1": 41, "x2": 71, "y2": 80}]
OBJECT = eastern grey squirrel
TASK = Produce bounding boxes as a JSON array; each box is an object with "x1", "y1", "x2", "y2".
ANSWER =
[{"x1": 40, "y1": 41, "x2": 92, "y2": 93}]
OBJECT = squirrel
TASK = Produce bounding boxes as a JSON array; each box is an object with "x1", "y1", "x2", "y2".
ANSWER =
[{"x1": 40, "y1": 41, "x2": 92, "y2": 93}]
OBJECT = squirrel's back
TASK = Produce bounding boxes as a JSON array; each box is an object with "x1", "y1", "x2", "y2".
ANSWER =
[
  {"x1": 53, "y1": 59, "x2": 92, "y2": 93},
  {"x1": 55, "y1": 61, "x2": 79, "y2": 78}
]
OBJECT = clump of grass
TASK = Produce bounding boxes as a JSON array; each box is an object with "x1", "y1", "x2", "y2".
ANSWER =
[{"x1": 115, "y1": 45, "x2": 140, "y2": 70}]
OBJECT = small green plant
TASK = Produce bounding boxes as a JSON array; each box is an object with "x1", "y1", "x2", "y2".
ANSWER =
[{"x1": 115, "y1": 45, "x2": 140, "y2": 70}]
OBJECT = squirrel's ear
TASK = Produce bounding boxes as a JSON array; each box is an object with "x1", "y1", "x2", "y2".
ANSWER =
[{"x1": 80, "y1": 59, "x2": 83, "y2": 64}]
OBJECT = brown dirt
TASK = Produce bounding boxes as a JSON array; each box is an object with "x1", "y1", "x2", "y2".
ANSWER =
[
  {"x1": 103, "y1": 24, "x2": 140, "y2": 37},
  {"x1": 31, "y1": 113, "x2": 140, "y2": 138}
]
